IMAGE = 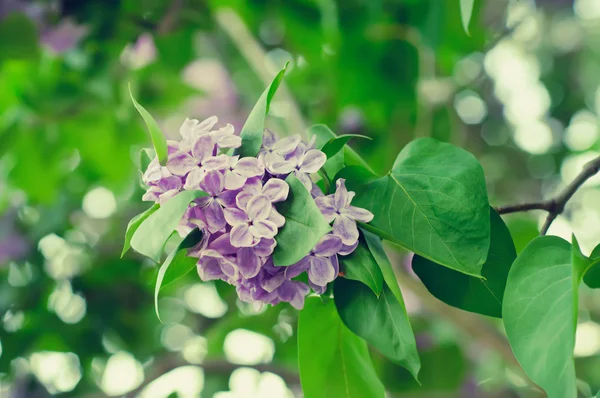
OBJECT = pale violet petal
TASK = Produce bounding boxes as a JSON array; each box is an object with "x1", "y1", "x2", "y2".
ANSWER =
[
  {"x1": 308, "y1": 256, "x2": 336, "y2": 286},
  {"x1": 234, "y1": 157, "x2": 263, "y2": 178},
  {"x1": 224, "y1": 170, "x2": 247, "y2": 190},
  {"x1": 199, "y1": 170, "x2": 224, "y2": 195},
  {"x1": 333, "y1": 214, "x2": 359, "y2": 246},
  {"x1": 246, "y1": 195, "x2": 272, "y2": 221},
  {"x1": 230, "y1": 224, "x2": 254, "y2": 247},
  {"x1": 343, "y1": 206, "x2": 374, "y2": 223},
  {"x1": 272, "y1": 134, "x2": 301, "y2": 155},
  {"x1": 250, "y1": 220, "x2": 277, "y2": 239},
  {"x1": 237, "y1": 247, "x2": 262, "y2": 278},
  {"x1": 261, "y1": 178, "x2": 289, "y2": 203},
  {"x1": 313, "y1": 234, "x2": 343, "y2": 257},
  {"x1": 299, "y1": 149, "x2": 326, "y2": 174},
  {"x1": 203, "y1": 154, "x2": 229, "y2": 171},
  {"x1": 223, "y1": 207, "x2": 248, "y2": 226}
]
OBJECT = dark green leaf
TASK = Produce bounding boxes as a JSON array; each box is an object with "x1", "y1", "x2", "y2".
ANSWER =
[
  {"x1": 362, "y1": 229, "x2": 404, "y2": 305},
  {"x1": 308, "y1": 124, "x2": 375, "y2": 178},
  {"x1": 321, "y1": 134, "x2": 371, "y2": 160},
  {"x1": 131, "y1": 190, "x2": 207, "y2": 262},
  {"x1": 355, "y1": 138, "x2": 490, "y2": 277},
  {"x1": 339, "y1": 239, "x2": 383, "y2": 296},
  {"x1": 238, "y1": 63, "x2": 288, "y2": 157},
  {"x1": 503, "y1": 236, "x2": 585, "y2": 398},
  {"x1": 583, "y1": 244, "x2": 600, "y2": 289},
  {"x1": 333, "y1": 165, "x2": 379, "y2": 191},
  {"x1": 0, "y1": 13, "x2": 39, "y2": 62},
  {"x1": 129, "y1": 84, "x2": 169, "y2": 165},
  {"x1": 121, "y1": 204, "x2": 160, "y2": 257},
  {"x1": 155, "y1": 228, "x2": 203, "y2": 321},
  {"x1": 298, "y1": 297, "x2": 385, "y2": 398},
  {"x1": 460, "y1": 0, "x2": 475, "y2": 35},
  {"x1": 334, "y1": 278, "x2": 420, "y2": 380},
  {"x1": 273, "y1": 174, "x2": 331, "y2": 266},
  {"x1": 412, "y1": 209, "x2": 515, "y2": 318}
]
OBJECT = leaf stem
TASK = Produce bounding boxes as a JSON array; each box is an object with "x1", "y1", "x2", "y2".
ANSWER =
[{"x1": 495, "y1": 156, "x2": 600, "y2": 235}]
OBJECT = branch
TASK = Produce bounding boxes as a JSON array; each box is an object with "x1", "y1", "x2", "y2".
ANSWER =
[{"x1": 495, "y1": 156, "x2": 600, "y2": 234}]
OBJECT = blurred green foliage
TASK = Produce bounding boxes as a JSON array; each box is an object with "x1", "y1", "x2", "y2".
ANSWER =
[{"x1": 1, "y1": 0, "x2": 600, "y2": 397}]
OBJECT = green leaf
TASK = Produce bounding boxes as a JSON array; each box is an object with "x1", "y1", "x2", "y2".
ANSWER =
[
  {"x1": 129, "y1": 84, "x2": 169, "y2": 165},
  {"x1": 339, "y1": 238, "x2": 383, "y2": 296},
  {"x1": 298, "y1": 297, "x2": 385, "y2": 398},
  {"x1": 460, "y1": 0, "x2": 475, "y2": 35},
  {"x1": 155, "y1": 228, "x2": 203, "y2": 321},
  {"x1": 273, "y1": 174, "x2": 331, "y2": 266},
  {"x1": 139, "y1": 148, "x2": 155, "y2": 172},
  {"x1": 238, "y1": 63, "x2": 288, "y2": 157},
  {"x1": 503, "y1": 236, "x2": 587, "y2": 398},
  {"x1": 333, "y1": 166, "x2": 378, "y2": 191},
  {"x1": 0, "y1": 13, "x2": 39, "y2": 62},
  {"x1": 412, "y1": 209, "x2": 516, "y2": 318},
  {"x1": 355, "y1": 138, "x2": 490, "y2": 277},
  {"x1": 334, "y1": 278, "x2": 421, "y2": 381},
  {"x1": 308, "y1": 124, "x2": 375, "y2": 178},
  {"x1": 583, "y1": 244, "x2": 600, "y2": 289},
  {"x1": 321, "y1": 134, "x2": 371, "y2": 160},
  {"x1": 131, "y1": 190, "x2": 207, "y2": 262},
  {"x1": 121, "y1": 204, "x2": 160, "y2": 257},
  {"x1": 362, "y1": 229, "x2": 403, "y2": 305}
]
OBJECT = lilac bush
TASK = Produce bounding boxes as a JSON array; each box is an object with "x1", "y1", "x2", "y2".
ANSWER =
[{"x1": 140, "y1": 116, "x2": 373, "y2": 309}]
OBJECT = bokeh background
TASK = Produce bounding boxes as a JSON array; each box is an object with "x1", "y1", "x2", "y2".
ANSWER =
[{"x1": 2, "y1": 0, "x2": 600, "y2": 396}]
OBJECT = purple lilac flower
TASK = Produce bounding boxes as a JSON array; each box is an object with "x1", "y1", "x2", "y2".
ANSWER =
[
  {"x1": 140, "y1": 117, "x2": 373, "y2": 309},
  {"x1": 315, "y1": 179, "x2": 374, "y2": 246}
]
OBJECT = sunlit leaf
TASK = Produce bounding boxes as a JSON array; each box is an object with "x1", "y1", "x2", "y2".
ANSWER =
[
  {"x1": 334, "y1": 278, "x2": 420, "y2": 381},
  {"x1": 131, "y1": 190, "x2": 207, "y2": 262},
  {"x1": 298, "y1": 297, "x2": 385, "y2": 398},
  {"x1": 238, "y1": 63, "x2": 288, "y2": 157},
  {"x1": 155, "y1": 228, "x2": 203, "y2": 321},
  {"x1": 121, "y1": 203, "x2": 160, "y2": 257},
  {"x1": 503, "y1": 236, "x2": 590, "y2": 398},
  {"x1": 412, "y1": 209, "x2": 515, "y2": 317},
  {"x1": 459, "y1": 0, "x2": 475, "y2": 35},
  {"x1": 355, "y1": 138, "x2": 490, "y2": 277},
  {"x1": 273, "y1": 174, "x2": 331, "y2": 266},
  {"x1": 129, "y1": 84, "x2": 169, "y2": 165}
]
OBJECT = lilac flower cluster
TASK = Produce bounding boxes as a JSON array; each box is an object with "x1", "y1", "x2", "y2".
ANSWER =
[{"x1": 141, "y1": 116, "x2": 373, "y2": 309}]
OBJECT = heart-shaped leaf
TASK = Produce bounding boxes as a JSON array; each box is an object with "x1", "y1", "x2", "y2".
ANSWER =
[
  {"x1": 122, "y1": 203, "x2": 160, "y2": 257},
  {"x1": 129, "y1": 84, "x2": 169, "y2": 165},
  {"x1": 238, "y1": 63, "x2": 288, "y2": 157},
  {"x1": 412, "y1": 209, "x2": 515, "y2": 318},
  {"x1": 503, "y1": 236, "x2": 591, "y2": 398},
  {"x1": 298, "y1": 297, "x2": 385, "y2": 398},
  {"x1": 131, "y1": 190, "x2": 207, "y2": 262},
  {"x1": 355, "y1": 138, "x2": 490, "y2": 277},
  {"x1": 155, "y1": 228, "x2": 203, "y2": 321},
  {"x1": 273, "y1": 174, "x2": 331, "y2": 266}
]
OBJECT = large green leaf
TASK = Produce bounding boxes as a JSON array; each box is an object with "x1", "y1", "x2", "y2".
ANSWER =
[
  {"x1": 503, "y1": 236, "x2": 591, "y2": 398},
  {"x1": 339, "y1": 239, "x2": 383, "y2": 296},
  {"x1": 334, "y1": 278, "x2": 421, "y2": 380},
  {"x1": 131, "y1": 190, "x2": 207, "y2": 262},
  {"x1": 155, "y1": 228, "x2": 203, "y2": 321},
  {"x1": 238, "y1": 63, "x2": 288, "y2": 157},
  {"x1": 355, "y1": 138, "x2": 490, "y2": 277},
  {"x1": 273, "y1": 174, "x2": 331, "y2": 266},
  {"x1": 583, "y1": 244, "x2": 600, "y2": 289},
  {"x1": 412, "y1": 209, "x2": 515, "y2": 318},
  {"x1": 121, "y1": 204, "x2": 160, "y2": 257},
  {"x1": 460, "y1": 0, "x2": 475, "y2": 34},
  {"x1": 298, "y1": 297, "x2": 385, "y2": 398},
  {"x1": 129, "y1": 85, "x2": 169, "y2": 165}
]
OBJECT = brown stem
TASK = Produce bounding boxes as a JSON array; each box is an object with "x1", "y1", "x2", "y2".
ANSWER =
[{"x1": 495, "y1": 156, "x2": 600, "y2": 235}]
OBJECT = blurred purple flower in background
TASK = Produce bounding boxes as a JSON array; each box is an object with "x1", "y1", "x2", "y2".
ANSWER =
[
  {"x1": 141, "y1": 116, "x2": 373, "y2": 309},
  {"x1": 0, "y1": 211, "x2": 29, "y2": 266},
  {"x1": 120, "y1": 32, "x2": 157, "y2": 70}
]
